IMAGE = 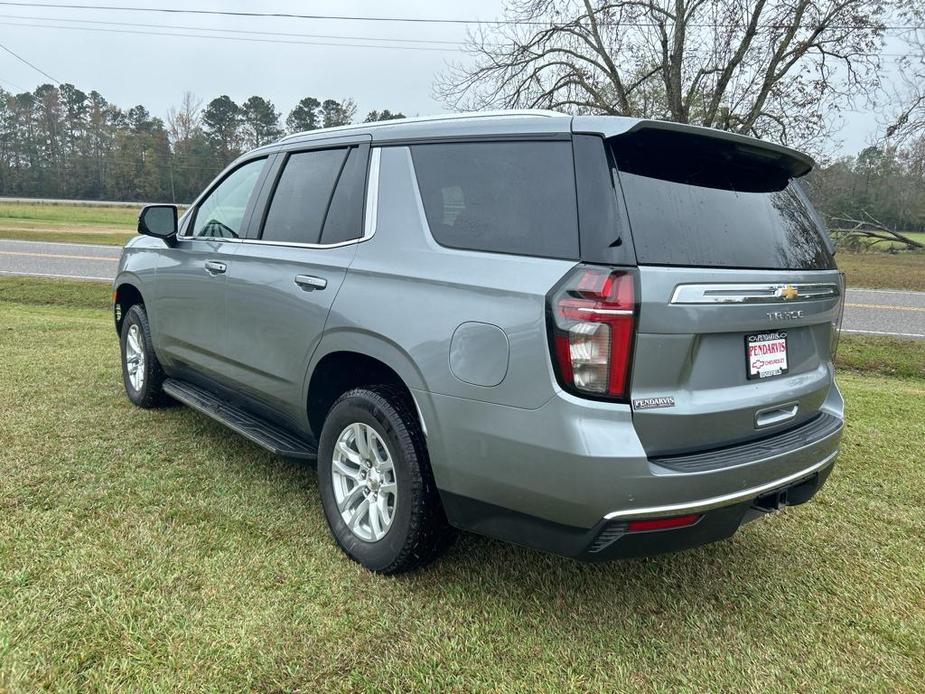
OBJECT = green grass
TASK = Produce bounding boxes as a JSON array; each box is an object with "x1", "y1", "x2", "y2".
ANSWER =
[
  {"x1": 838, "y1": 251, "x2": 925, "y2": 292},
  {"x1": 0, "y1": 275, "x2": 112, "y2": 311},
  {"x1": 1, "y1": 278, "x2": 924, "y2": 690},
  {"x1": 0, "y1": 201, "x2": 139, "y2": 226},
  {"x1": 836, "y1": 333, "x2": 925, "y2": 380}
]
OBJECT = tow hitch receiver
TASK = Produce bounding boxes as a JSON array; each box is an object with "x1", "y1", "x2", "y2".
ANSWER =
[{"x1": 751, "y1": 472, "x2": 821, "y2": 514}]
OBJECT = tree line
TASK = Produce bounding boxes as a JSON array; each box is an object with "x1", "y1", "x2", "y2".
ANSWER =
[
  {"x1": 806, "y1": 141, "x2": 925, "y2": 235},
  {"x1": 0, "y1": 78, "x2": 923, "y2": 234},
  {"x1": 0, "y1": 84, "x2": 404, "y2": 204}
]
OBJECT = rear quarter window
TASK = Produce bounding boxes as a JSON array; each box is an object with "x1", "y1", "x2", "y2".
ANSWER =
[{"x1": 410, "y1": 141, "x2": 579, "y2": 260}]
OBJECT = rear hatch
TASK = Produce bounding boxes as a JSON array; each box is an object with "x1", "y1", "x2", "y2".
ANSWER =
[{"x1": 611, "y1": 127, "x2": 843, "y2": 457}]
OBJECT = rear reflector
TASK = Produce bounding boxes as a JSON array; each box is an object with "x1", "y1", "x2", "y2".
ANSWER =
[
  {"x1": 626, "y1": 514, "x2": 701, "y2": 533},
  {"x1": 547, "y1": 265, "x2": 636, "y2": 400}
]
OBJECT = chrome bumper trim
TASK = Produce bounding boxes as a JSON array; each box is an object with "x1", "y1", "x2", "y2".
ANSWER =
[{"x1": 603, "y1": 450, "x2": 838, "y2": 520}]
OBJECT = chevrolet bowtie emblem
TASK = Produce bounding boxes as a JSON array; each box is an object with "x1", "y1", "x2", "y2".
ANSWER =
[{"x1": 776, "y1": 285, "x2": 799, "y2": 300}]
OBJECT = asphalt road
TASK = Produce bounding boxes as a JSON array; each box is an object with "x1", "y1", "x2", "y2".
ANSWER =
[
  {"x1": 0, "y1": 239, "x2": 120, "y2": 281},
  {"x1": 1, "y1": 239, "x2": 923, "y2": 339},
  {"x1": 841, "y1": 288, "x2": 925, "y2": 339}
]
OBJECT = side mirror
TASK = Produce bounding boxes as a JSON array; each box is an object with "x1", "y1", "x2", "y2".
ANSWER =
[{"x1": 138, "y1": 204, "x2": 178, "y2": 243}]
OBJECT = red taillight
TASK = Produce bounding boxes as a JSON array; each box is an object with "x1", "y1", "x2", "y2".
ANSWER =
[
  {"x1": 626, "y1": 514, "x2": 701, "y2": 532},
  {"x1": 547, "y1": 266, "x2": 636, "y2": 400}
]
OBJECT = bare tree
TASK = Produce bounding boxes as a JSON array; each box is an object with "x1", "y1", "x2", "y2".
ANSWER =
[
  {"x1": 437, "y1": 0, "x2": 887, "y2": 147},
  {"x1": 167, "y1": 91, "x2": 202, "y2": 146},
  {"x1": 885, "y1": 6, "x2": 924, "y2": 142}
]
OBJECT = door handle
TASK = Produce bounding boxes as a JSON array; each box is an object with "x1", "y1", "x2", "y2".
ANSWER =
[
  {"x1": 295, "y1": 274, "x2": 327, "y2": 291},
  {"x1": 755, "y1": 402, "x2": 799, "y2": 428},
  {"x1": 204, "y1": 260, "x2": 227, "y2": 275}
]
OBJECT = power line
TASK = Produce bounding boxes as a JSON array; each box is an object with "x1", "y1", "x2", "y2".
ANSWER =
[
  {"x1": 0, "y1": 2, "x2": 920, "y2": 30},
  {"x1": 0, "y1": 12, "x2": 469, "y2": 45},
  {"x1": 0, "y1": 19, "x2": 459, "y2": 52},
  {"x1": 0, "y1": 2, "x2": 508, "y2": 25},
  {"x1": 0, "y1": 38, "x2": 58, "y2": 82},
  {"x1": 0, "y1": 18, "x2": 913, "y2": 61}
]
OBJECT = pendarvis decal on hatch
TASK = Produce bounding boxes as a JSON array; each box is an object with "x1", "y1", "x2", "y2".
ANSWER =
[{"x1": 632, "y1": 396, "x2": 676, "y2": 410}]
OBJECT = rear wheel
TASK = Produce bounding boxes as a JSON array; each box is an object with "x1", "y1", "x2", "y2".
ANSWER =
[
  {"x1": 317, "y1": 386, "x2": 455, "y2": 573},
  {"x1": 120, "y1": 304, "x2": 166, "y2": 408}
]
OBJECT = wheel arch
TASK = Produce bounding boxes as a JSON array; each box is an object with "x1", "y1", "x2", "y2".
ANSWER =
[
  {"x1": 113, "y1": 280, "x2": 145, "y2": 335},
  {"x1": 305, "y1": 332, "x2": 429, "y2": 440}
]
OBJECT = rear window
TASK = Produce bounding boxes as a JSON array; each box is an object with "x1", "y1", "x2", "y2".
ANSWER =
[
  {"x1": 612, "y1": 133, "x2": 835, "y2": 270},
  {"x1": 410, "y1": 141, "x2": 579, "y2": 259}
]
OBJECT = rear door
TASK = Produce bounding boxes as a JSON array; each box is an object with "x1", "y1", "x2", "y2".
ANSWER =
[
  {"x1": 609, "y1": 130, "x2": 843, "y2": 456},
  {"x1": 222, "y1": 138, "x2": 371, "y2": 427}
]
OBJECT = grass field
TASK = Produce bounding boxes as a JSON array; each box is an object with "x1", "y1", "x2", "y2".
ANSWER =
[
  {"x1": 0, "y1": 201, "x2": 185, "y2": 246},
  {"x1": 1, "y1": 277, "x2": 923, "y2": 690},
  {"x1": 837, "y1": 251, "x2": 925, "y2": 292}
]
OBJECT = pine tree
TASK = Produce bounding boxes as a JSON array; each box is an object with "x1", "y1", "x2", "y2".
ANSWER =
[
  {"x1": 202, "y1": 95, "x2": 242, "y2": 167},
  {"x1": 241, "y1": 96, "x2": 283, "y2": 149}
]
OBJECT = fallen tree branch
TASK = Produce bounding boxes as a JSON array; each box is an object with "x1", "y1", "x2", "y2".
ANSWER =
[{"x1": 829, "y1": 211, "x2": 924, "y2": 250}]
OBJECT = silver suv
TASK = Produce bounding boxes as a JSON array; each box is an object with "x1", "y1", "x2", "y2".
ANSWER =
[{"x1": 114, "y1": 111, "x2": 845, "y2": 573}]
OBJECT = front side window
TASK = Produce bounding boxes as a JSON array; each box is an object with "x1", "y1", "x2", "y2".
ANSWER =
[
  {"x1": 190, "y1": 158, "x2": 266, "y2": 238},
  {"x1": 410, "y1": 141, "x2": 579, "y2": 259}
]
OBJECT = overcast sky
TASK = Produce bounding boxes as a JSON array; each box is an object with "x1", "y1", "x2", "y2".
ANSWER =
[{"x1": 0, "y1": 0, "x2": 903, "y2": 156}]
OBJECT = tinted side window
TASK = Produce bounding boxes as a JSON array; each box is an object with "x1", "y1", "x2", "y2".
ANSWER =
[
  {"x1": 320, "y1": 147, "x2": 367, "y2": 245},
  {"x1": 261, "y1": 148, "x2": 347, "y2": 244},
  {"x1": 191, "y1": 158, "x2": 266, "y2": 238},
  {"x1": 410, "y1": 141, "x2": 579, "y2": 259}
]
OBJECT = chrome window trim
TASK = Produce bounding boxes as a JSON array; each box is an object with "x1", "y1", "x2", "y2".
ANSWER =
[
  {"x1": 177, "y1": 146, "x2": 381, "y2": 251},
  {"x1": 363, "y1": 147, "x2": 381, "y2": 240},
  {"x1": 670, "y1": 282, "x2": 840, "y2": 305}
]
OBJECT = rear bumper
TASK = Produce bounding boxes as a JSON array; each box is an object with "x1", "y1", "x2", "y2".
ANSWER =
[
  {"x1": 442, "y1": 458, "x2": 834, "y2": 561},
  {"x1": 417, "y1": 380, "x2": 843, "y2": 558}
]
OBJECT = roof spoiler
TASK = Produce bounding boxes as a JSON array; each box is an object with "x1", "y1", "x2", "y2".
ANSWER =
[{"x1": 571, "y1": 116, "x2": 814, "y2": 178}]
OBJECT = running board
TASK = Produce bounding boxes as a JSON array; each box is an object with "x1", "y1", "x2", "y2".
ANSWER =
[{"x1": 162, "y1": 378, "x2": 318, "y2": 460}]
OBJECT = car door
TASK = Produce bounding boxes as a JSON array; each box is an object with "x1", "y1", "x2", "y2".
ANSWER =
[
  {"x1": 222, "y1": 138, "x2": 372, "y2": 427},
  {"x1": 153, "y1": 156, "x2": 270, "y2": 382}
]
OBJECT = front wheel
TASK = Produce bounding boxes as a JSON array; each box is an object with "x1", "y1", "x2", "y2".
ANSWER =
[
  {"x1": 120, "y1": 304, "x2": 166, "y2": 408},
  {"x1": 317, "y1": 386, "x2": 456, "y2": 573}
]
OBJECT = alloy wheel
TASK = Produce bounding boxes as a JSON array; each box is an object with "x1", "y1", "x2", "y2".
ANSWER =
[
  {"x1": 125, "y1": 323, "x2": 145, "y2": 391},
  {"x1": 330, "y1": 422, "x2": 398, "y2": 542}
]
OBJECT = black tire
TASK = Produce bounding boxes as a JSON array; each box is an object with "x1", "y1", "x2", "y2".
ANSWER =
[
  {"x1": 317, "y1": 386, "x2": 456, "y2": 573},
  {"x1": 120, "y1": 304, "x2": 166, "y2": 408}
]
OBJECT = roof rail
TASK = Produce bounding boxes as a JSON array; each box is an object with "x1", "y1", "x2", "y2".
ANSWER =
[{"x1": 280, "y1": 109, "x2": 564, "y2": 143}]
